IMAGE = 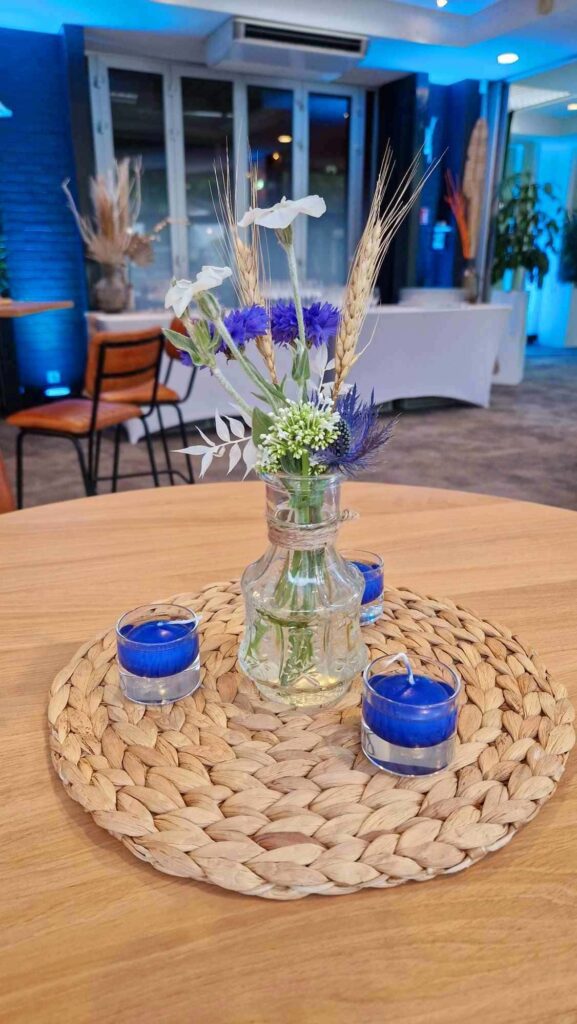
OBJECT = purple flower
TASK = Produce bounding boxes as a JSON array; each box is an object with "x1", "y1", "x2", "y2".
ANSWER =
[
  {"x1": 271, "y1": 301, "x2": 299, "y2": 346},
  {"x1": 271, "y1": 300, "x2": 339, "y2": 347},
  {"x1": 179, "y1": 350, "x2": 193, "y2": 367},
  {"x1": 315, "y1": 385, "x2": 396, "y2": 476},
  {"x1": 216, "y1": 304, "x2": 268, "y2": 356},
  {"x1": 303, "y1": 302, "x2": 339, "y2": 347}
]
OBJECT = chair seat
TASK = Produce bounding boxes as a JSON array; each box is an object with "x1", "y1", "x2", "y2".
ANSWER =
[
  {"x1": 97, "y1": 382, "x2": 180, "y2": 405},
  {"x1": 7, "y1": 398, "x2": 142, "y2": 435}
]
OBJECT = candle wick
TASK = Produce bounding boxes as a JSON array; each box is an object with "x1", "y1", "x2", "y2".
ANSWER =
[{"x1": 395, "y1": 651, "x2": 415, "y2": 686}]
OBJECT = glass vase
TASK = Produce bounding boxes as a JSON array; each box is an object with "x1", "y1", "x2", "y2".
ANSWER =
[{"x1": 239, "y1": 473, "x2": 368, "y2": 709}]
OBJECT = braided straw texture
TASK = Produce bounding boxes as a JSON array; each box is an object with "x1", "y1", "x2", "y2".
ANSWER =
[{"x1": 48, "y1": 582, "x2": 575, "y2": 900}]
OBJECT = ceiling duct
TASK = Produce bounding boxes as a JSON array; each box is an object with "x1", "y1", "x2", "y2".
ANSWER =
[{"x1": 205, "y1": 19, "x2": 367, "y2": 82}]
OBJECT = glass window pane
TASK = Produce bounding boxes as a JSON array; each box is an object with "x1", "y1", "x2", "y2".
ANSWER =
[
  {"x1": 307, "y1": 93, "x2": 350, "y2": 287},
  {"x1": 248, "y1": 86, "x2": 293, "y2": 284},
  {"x1": 109, "y1": 69, "x2": 171, "y2": 309},
  {"x1": 181, "y1": 77, "x2": 233, "y2": 302}
]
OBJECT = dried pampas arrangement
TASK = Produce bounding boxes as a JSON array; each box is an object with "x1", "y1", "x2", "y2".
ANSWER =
[{"x1": 63, "y1": 158, "x2": 171, "y2": 270}]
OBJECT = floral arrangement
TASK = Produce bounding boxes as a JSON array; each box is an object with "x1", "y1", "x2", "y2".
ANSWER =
[
  {"x1": 63, "y1": 158, "x2": 171, "y2": 270},
  {"x1": 164, "y1": 150, "x2": 425, "y2": 482}
]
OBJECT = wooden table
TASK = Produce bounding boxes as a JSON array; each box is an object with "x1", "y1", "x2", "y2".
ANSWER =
[
  {"x1": 1, "y1": 482, "x2": 576, "y2": 1024},
  {"x1": 0, "y1": 300, "x2": 74, "y2": 413}
]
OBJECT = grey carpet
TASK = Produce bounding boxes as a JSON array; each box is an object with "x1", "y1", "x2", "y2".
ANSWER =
[{"x1": 2, "y1": 345, "x2": 576, "y2": 511}]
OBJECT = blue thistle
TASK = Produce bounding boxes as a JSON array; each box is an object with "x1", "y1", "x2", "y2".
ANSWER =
[{"x1": 315, "y1": 385, "x2": 396, "y2": 476}]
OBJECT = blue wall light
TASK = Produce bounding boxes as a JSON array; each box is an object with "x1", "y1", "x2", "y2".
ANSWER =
[
  {"x1": 0, "y1": 100, "x2": 12, "y2": 117},
  {"x1": 0, "y1": 27, "x2": 88, "y2": 396}
]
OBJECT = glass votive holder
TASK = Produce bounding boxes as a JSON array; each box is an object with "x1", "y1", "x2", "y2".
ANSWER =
[
  {"x1": 116, "y1": 603, "x2": 200, "y2": 705},
  {"x1": 362, "y1": 652, "x2": 461, "y2": 776},
  {"x1": 343, "y1": 549, "x2": 385, "y2": 625}
]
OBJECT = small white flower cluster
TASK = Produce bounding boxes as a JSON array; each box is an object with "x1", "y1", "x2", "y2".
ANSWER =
[{"x1": 258, "y1": 400, "x2": 340, "y2": 474}]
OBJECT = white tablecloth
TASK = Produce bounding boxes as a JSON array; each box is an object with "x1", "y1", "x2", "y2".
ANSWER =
[{"x1": 87, "y1": 303, "x2": 510, "y2": 442}]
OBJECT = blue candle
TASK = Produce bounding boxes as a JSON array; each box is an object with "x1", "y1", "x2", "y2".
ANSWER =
[
  {"x1": 361, "y1": 652, "x2": 461, "y2": 776},
  {"x1": 118, "y1": 619, "x2": 199, "y2": 678},
  {"x1": 349, "y1": 559, "x2": 384, "y2": 606},
  {"x1": 363, "y1": 673, "x2": 457, "y2": 748}
]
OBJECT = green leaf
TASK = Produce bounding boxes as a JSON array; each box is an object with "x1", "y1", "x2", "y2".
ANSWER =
[
  {"x1": 163, "y1": 329, "x2": 207, "y2": 367},
  {"x1": 252, "y1": 407, "x2": 274, "y2": 445},
  {"x1": 163, "y1": 328, "x2": 191, "y2": 352}
]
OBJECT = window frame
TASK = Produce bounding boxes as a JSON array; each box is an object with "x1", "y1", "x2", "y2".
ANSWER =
[{"x1": 87, "y1": 50, "x2": 365, "y2": 288}]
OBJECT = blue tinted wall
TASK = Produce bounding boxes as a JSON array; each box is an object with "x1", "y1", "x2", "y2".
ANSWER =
[{"x1": 0, "y1": 26, "x2": 87, "y2": 394}]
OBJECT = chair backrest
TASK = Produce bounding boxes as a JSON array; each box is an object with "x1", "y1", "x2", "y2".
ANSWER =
[
  {"x1": 84, "y1": 327, "x2": 165, "y2": 398},
  {"x1": 0, "y1": 451, "x2": 15, "y2": 514}
]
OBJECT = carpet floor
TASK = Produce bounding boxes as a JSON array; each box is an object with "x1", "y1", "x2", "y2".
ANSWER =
[{"x1": 2, "y1": 345, "x2": 576, "y2": 511}]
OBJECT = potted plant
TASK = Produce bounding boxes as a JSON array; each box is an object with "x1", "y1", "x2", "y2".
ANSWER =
[
  {"x1": 559, "y1": 211, "x2": 577, "y2": 346},
  {"x1": 491, "y1": 173, "x2": 563, "y2": 384},
  {"x1": 63, "y1": 159, "x2": 172, "y2": 314}
]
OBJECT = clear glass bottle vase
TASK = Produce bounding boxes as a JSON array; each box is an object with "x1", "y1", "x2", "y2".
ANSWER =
[{"x1": 239, "y1": 473, "x2": 368, "y2": 708}]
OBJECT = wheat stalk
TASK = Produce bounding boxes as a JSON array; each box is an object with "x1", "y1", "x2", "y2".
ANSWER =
[
  {"x1": 333, "y1": 147, "x2": 434, "y2": 398},
  {"x1": 213, "y1": 157, "x2": 278, "y2": 385}
]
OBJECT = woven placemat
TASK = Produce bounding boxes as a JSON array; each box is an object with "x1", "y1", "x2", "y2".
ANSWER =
[{"x1": 48, "y1": 581, "x2": 575, "y2": 900}]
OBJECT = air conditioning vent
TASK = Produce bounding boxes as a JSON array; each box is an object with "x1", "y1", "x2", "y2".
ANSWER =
[
  {"x1": 240, "y1": 22, "x2": 366, "y2": 57},
  {"x1": 205, "y1": 19, "x2": 367, "y2": 82}
]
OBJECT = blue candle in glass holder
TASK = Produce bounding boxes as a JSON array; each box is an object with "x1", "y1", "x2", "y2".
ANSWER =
[
  {"x1": 343, "y1": 549, "x2": 384, "y2": 625},
  {"x1": 362, "y1": 652, "x2": 461, "y2": 776},
  {"x1": 116, "y1": 603, "x2": 200, "y2": 705}
]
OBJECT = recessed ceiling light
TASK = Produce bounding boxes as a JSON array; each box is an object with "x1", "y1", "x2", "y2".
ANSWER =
[
  {"x1": 568, "y1": 102, "x2": 577, "y2": 111},
  {"x1": 498, "y1": 52, "x2": 520, "y2": 65},
  {"x1": 436, "y1": 0, "x2": 448, "y2": 7},
  {"x1": 277, "y1": 134, "x2": 292, "y2": 144}
]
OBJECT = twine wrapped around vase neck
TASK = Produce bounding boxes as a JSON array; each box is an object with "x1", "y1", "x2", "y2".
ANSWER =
[{"x1": 267, "y1": 509, "x2": 358, "y2": 550}]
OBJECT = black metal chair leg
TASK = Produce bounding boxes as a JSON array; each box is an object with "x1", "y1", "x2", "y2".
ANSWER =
[
  {"x1": 15, "y1": 430, "x2": 25, "y2": 509},
  {"x1": 111, "y1": 424, "x2": 122, "y2": 493},
  {"x1": 142, "y1": 418, "x2": 160, "y2": 487},
  {"x1": 156, "y1": 407, "x2": 175, "y2": 486},
  {"x1": 93, "y1": 431, "x2": 103, "y2": 494},
  {"x1": 174, "y1": 404, "x2": 194, "y2": 483},
  {"x1": 72, "y1": 438, "x2": 94, "y2": 496}
]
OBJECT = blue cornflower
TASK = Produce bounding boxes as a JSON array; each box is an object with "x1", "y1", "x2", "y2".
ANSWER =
[
  {"x1": 216, "y1": 304, "x2": 268, "y2": 356},
  {"x1": 303, "y1": 302, "x2": 340, "y2": 347},
  {"x1": 270, "y1": 301, "x2": 299, "y2": 346},
  {"x1": 271, "y1": 300, "x2": 339, "y2": 347},
  {"x1": 314, "y1": 385, "x2": 396, "y2": 476}
]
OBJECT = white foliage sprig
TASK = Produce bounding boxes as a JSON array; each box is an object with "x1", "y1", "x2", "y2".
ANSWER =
[{"x1": 176, "y1": 410, "x2": 259, "y2": 478}]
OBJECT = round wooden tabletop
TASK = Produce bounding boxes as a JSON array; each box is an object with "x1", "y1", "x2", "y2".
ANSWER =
[{"x1": 1, "y1": 482, "x2": 576, "y2": 1024}]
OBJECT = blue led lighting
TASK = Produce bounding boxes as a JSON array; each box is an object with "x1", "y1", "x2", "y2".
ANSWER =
[{"x1": 44, "y1": 385, "x2": 71, "y2": 397}]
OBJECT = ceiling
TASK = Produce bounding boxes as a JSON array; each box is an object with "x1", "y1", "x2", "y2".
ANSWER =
[
  {"x1": 386, "y1": 0, "x2": 501, "y2": 13},
  {"x1": 1, "y1": 0, "x2": 577, "y2": 86},
  {"x1": 510, "y1": 61, "x2": 577, "y2": 135}
]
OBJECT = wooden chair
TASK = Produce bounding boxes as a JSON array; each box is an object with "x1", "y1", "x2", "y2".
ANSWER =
[
  {"x1": 7, "y1": 328, "x2": 165, "y2": 507},
  {"x1": 0, "y1": 451, "x2": 15, "y2": 513},
  {"x1": 95, "y1": 319, "x2": 197, "y2": 485}
]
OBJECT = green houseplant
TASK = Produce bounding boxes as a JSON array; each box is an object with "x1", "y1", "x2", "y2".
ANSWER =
[
  {"x1": 492, "y1": 173, "x2": 563, "y2": 289},
  {"x1": 559, "y1": 211, "x2": 577, "y2": 285}
]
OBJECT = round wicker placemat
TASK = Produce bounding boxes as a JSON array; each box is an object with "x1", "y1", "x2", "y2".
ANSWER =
[{"x1": 48, "y1": 582, "x2": 575, "y2": 900}]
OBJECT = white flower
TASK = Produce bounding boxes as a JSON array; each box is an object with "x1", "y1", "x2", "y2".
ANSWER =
[
  {"x1": 164, "y1": 266, "x2": 232, "y2": 317},
  {"x1": 238, "y1": 195, "x2": 326, "y2": 231}
]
